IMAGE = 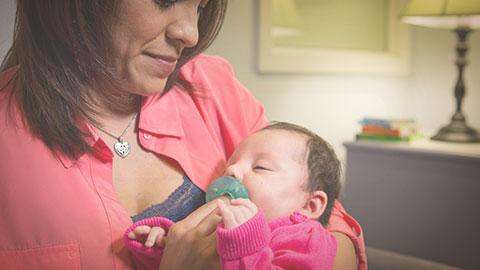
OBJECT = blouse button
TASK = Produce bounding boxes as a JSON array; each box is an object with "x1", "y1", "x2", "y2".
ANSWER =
[{"x1": 143, "y1": 133, "x2": 152, "y2": 140}]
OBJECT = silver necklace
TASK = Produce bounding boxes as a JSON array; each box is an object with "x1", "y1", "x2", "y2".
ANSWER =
[{"x1": 93, "y1": 113, "x2": 138, "y2": 158}]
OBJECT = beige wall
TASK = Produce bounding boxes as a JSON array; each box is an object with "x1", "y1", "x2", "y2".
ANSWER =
[
  {"x1": 0, "y1": 0, "x2": 15, "y2": 58},
  {"x1": 1, "y1": 0, "x2": 479, "y2": 160},
  {"x1": 206, "y1": 0, "x2": 480, "y2": 159}
]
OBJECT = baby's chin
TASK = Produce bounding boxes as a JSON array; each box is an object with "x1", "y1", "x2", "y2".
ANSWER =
[{"x1": 264, "y1": 210, "x2": 293, "y2": 221}]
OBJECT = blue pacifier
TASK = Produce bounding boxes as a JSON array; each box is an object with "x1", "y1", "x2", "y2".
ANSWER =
[{"x1": 205, "y1": 176, "x2": 249, "y2": 202}]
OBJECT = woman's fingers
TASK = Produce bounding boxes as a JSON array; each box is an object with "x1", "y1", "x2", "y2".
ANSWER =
[
  {"x1": 195, "y1": 200, "x2": 223, "y2": 235},
  {"x1": 156, "y1": 234, "x2": 167, "y2": 247},
  {"x1": 173, "y1": 198, "x2": 219, "y2": 234},
  {"x1": 159, "y1": 231, "x2": 220, "y2": 270},
  {"x1": 168, "y1": 197, "x2": 227, "y2": 244}
]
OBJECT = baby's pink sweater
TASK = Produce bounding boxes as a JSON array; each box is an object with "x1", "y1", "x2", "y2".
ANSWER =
[{"x1": 124, "y1": 210, "x2": 337, "y2": 270}]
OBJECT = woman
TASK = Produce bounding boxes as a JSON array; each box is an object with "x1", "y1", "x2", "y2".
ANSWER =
[{"x1": 0, "y1": 0, "x2": 365, "y2": 269}]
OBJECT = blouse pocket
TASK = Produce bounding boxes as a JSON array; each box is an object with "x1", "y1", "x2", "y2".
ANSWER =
[{"x1": 0, "y1": 243, "x2": 81, "y2": 270}]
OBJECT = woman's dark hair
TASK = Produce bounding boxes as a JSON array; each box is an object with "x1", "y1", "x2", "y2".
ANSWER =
[
  {"x1": 0, "y1": 0, "x2": 228, "y2": 158},
  {"x1": 262, "y1": 122, "x2": 341, "y2": 226}
]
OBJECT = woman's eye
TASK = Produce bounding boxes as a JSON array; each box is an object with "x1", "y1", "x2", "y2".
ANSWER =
[{"x1": 155, "y1": 0, "x2": 177, "y2": 8}]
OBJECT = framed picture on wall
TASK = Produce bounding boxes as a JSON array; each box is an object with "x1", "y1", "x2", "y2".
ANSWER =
[{"x1": 258, "y1": 0, "x2": 411, "y2": 75}]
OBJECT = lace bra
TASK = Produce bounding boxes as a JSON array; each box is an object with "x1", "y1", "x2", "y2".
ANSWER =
[{"x1": 131, "y1": 175, "x2": 205, "y2": 223}]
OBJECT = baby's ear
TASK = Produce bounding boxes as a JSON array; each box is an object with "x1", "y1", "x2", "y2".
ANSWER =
[{"x1": 299, "y1": 190, "x2": 328, "y2": 220}]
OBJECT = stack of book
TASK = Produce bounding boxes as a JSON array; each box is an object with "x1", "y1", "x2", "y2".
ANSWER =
[{"x1": 356, "y1": 118, "x2": 421, "y2": 142}]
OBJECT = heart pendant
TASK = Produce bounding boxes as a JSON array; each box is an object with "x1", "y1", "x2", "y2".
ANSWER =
[{"x1": 114, "y1": 140, "x2": 131, "y2": 158}]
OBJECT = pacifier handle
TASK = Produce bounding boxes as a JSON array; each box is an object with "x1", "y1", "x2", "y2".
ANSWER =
[{"x1": 205, "y1": 176, "x2": 249, "y2": 202}]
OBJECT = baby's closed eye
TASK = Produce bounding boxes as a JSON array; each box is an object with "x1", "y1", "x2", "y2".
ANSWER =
[
  {"x1": 253, "y1": 161, "x2": 273, "y2": 171},
  {"x1": 253, "y1": 165, "x2": 269, "y2": 171}
]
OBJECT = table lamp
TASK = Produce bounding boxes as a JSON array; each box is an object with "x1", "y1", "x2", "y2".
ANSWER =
[{"x1": 402, "y1": 0, "x2": 480, "y2": 142}]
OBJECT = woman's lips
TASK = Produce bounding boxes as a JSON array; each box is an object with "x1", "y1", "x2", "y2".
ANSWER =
[{"x1": 144, "y1": 52, "x2": 178, "y2": 77}]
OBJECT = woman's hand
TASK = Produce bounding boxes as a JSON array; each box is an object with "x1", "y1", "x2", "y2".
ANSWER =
[{"x1": 158, "y1": 198, "x2": 226, "y2": 270}]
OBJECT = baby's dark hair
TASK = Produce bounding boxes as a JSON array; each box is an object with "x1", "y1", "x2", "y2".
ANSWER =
[{"x1": 261, "y1": 122, "x2": 341, "y2": 226}]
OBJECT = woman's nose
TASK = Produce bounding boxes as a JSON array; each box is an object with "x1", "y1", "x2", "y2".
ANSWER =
[{"x1": 165, "y1": 8, "x2": 199, "y2": 48}]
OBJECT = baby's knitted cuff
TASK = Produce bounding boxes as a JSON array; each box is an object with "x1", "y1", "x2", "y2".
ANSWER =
[{"x1": 216, "y1": 210, "x2": 271, "y2": 260}]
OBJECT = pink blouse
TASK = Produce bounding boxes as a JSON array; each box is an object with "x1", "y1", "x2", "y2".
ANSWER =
[{"x1": 0, "y1": 54, "x2": 366, "y2": 269}]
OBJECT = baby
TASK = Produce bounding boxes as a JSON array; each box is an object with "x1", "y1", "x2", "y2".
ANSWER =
[{"x1": 124, "y1": 122, "x2": 341, "y2": 270}]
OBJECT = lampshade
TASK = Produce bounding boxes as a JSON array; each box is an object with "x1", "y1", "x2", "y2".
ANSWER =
[
  {"x1": 401, "y1": 0, "x2": 480, "y2": 29},
  {"x1": 401, "y1": 0, "x2": 480, "y2": 142}
]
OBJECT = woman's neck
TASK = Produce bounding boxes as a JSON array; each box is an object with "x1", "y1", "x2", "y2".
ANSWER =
[{"x1": 87, "y1": 89, "x2": 141, "y2": 131}]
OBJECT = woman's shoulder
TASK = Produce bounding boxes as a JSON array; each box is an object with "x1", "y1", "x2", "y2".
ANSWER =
[
  {"x1": 179, "y1": 54, "x2": 251, "y2": 100},
  {"x1": 178, "y1": 53, "x2": 265, "y2": 126},
  {"x1": 181, "y1": 54, "x2": 235, "y2": 78}
]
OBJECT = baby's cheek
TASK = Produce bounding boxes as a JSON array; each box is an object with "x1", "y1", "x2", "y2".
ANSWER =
[
  {"x1": 246, "y1": 181, "x2": 283, "y2": 214},
  {"x1": 255, "y1": 194, "x2": 284, "y2": 219},
  {"x1": 247, "y1": 189, "x2": 266, "y2": 207}
]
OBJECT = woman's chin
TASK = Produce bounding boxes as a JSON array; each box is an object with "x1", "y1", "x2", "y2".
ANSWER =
[{"x1": 131, "y1": 78, "x2": 168, "y2": 97}]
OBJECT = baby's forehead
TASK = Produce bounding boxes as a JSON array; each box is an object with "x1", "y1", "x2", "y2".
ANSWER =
[
  {"x1": 257, "y1": 128, "x2": 309, "y2": 143},
  {"x1": 252, "y1": 129, "x2": 309, "y2": 159}
]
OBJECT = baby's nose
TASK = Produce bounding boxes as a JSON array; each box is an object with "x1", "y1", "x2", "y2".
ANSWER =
[{"x1": 224, "y1": 165, "x2": 243, "y2": 181}]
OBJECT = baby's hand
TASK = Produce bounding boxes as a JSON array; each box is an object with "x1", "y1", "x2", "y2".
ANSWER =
[
  {"x1": 217, "y1": 198, "x2": 258, "y2": 229},
  {"x1": 127, "y1": 225, "x2": 166, "y2": 248}
]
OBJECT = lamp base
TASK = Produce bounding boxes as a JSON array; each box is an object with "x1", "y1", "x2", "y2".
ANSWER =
[{"x1": 431, "y1": 118, "x2": 480, "y2": 143}]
